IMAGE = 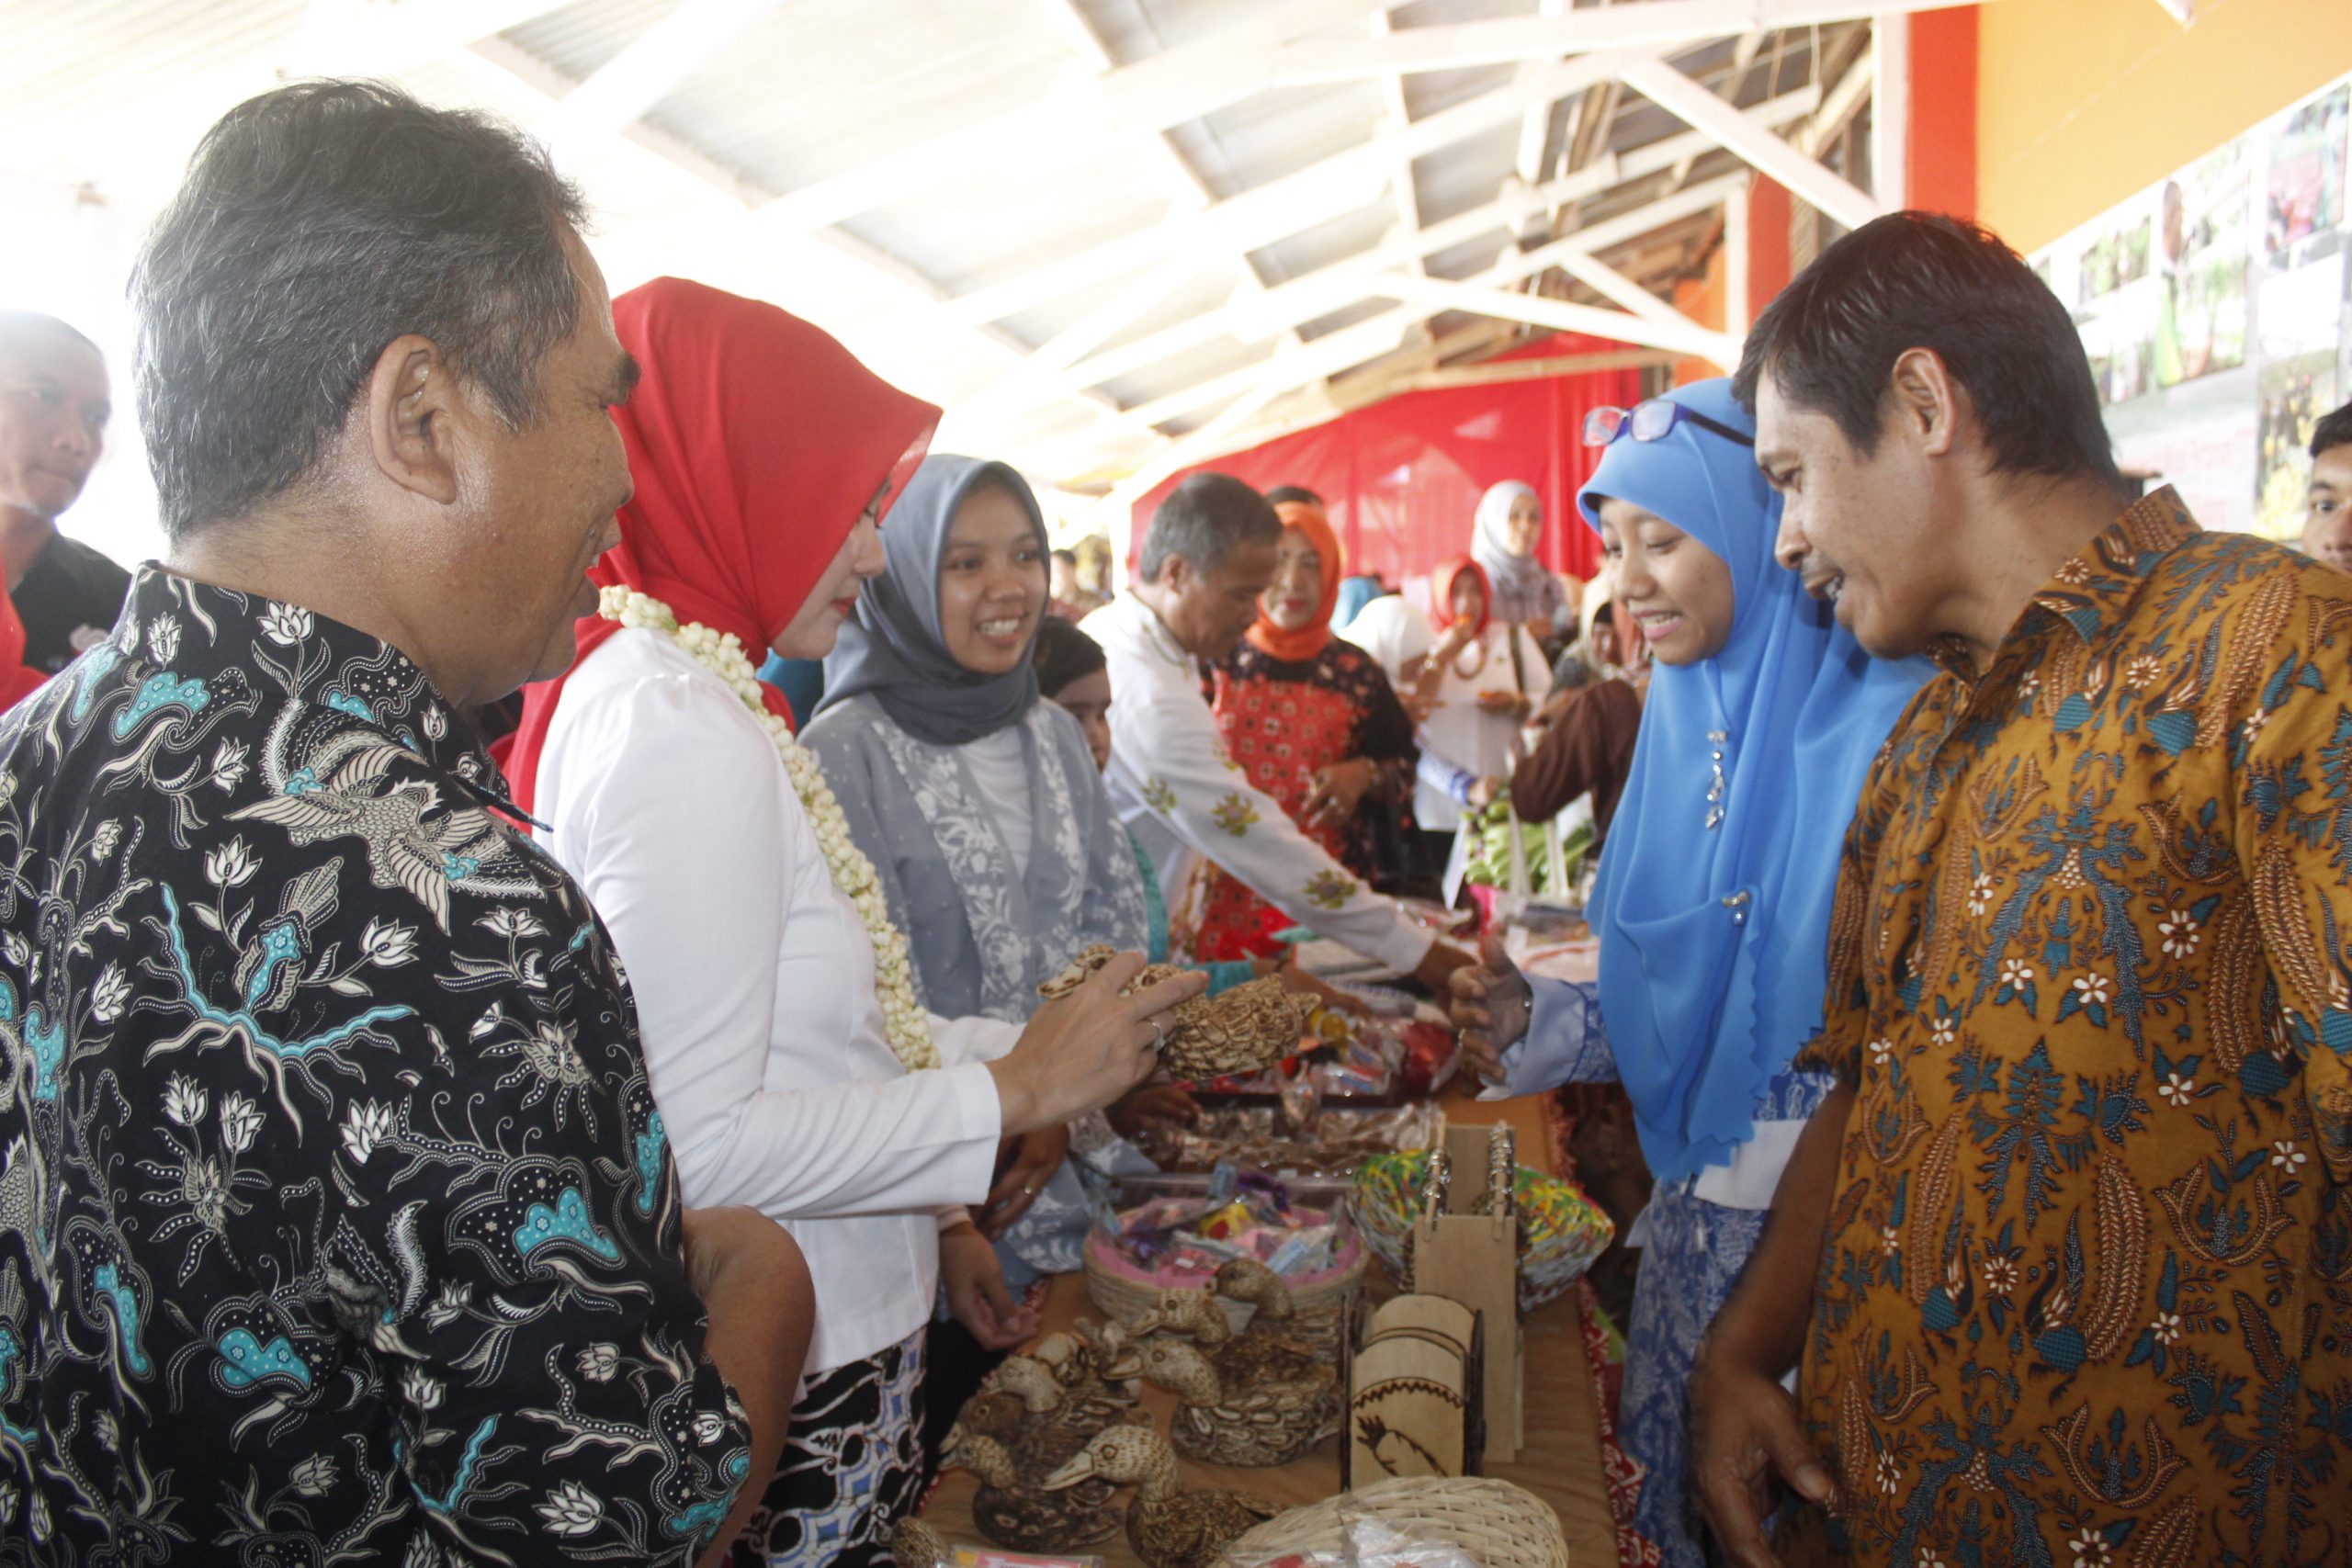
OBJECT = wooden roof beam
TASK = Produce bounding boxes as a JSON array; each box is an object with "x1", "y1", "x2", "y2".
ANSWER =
[
  {"x1": 293, "y1": 0, "x2": 579, "y2": 75},
  {"x1": 1378, "y1": 272, "x2": 1738, "y2": 364},
  {"x1": 741, "y1": 0, "x2": 1386, "y2": 238},
  {"x1": 1040, "y1": 95, "x2": 1804, "y2": 400},
  {"x1": 1273, "y1": 0, "x2": 2007, "y2": 81},
  {"x1": 1619, "y1": 54, "x2": 1878, "y2": 230},
  {"x1": 537, "y1": 0, "x2": 787, "y2": 150}
]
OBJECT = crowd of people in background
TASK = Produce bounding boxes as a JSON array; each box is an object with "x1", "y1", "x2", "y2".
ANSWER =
[{"x1": 4, "y1": 74, "x2": 2351, "y2": 1568}]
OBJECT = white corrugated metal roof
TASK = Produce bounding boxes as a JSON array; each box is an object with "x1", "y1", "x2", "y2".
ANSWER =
[{"x1": 2, "y1": 0, "x2": 1894, "y2": 552}]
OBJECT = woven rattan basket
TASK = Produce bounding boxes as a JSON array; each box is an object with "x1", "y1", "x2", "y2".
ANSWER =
[
  {"x1": 1081, "y1": 1226, "x2": 1367, "y2": 1354},
  {"x1": 1218, "y1": 1476, "x2": 1568, "y2": 1568}
]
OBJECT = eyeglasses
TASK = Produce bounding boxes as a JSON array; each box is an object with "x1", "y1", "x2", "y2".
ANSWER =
[{"x1": 1583, "y1": 398, "x2": 1756, "y2": 449}]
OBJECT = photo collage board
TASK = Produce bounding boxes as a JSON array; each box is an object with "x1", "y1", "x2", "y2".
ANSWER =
[{"x1": 2028, "y1": 72, "x2": 2352, "y2": 538}]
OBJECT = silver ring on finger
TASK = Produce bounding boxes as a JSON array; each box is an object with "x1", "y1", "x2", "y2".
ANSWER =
[{"x1": 1149, "y1": 1017, "x2": 1167, "y2": 1049}]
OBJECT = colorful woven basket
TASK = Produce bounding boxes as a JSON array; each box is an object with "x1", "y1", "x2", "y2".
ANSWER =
[
  {"x1": 1082, "y1": 1210, "x2": 1365, "y2": 1354},
  {"x1": 1351, "y1": 1149, "x2": 1613, "y2": 1313}
]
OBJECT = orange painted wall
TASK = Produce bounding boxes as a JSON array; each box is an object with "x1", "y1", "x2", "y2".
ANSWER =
[
  {"x1": 1907, "y1": 6, "x2": 1977, "y2": 218},
  {"x1": 1672, "y1": 246, "x2": 1730, "y2": 386},
  {"x1": 1979, "y1": 0, "x2": 2352, "y2": 254}
]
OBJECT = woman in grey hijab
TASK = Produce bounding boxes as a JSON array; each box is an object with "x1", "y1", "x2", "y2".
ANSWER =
[{"x1": 804, "y1": 455, "x2": 1153, "y2": 1282}]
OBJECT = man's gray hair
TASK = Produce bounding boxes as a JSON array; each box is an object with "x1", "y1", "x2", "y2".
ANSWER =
[
  {"x1": 1136, "y1": 471, "x2": 1280, "y2": 583},
  {"x1": 130, "y1": 79, "x2": 588, "y2": 540}
]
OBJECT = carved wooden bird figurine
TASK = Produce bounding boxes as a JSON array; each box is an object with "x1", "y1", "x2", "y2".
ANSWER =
[
  {"x1": 1132, "y1": 1335, "x2": 1339, "y2": 1468},
  {"x1": 944, "y1": 1424, "x2": 1127, "y2": 1551},
  {"x1": 1038, "y1": 944, "x2": 1314, "y2": 1078},
  {"x1": 1042, "y1": 1423, "x2": 1281, "y2": 1568},
  {"x1": 890, "y1": 1515, "x2": 951, "y2": 1567}
]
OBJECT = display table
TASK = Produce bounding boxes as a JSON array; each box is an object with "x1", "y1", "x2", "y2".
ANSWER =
[{"x1": 918, "y1": 1086, "x2": 1621, "y2": 1567}]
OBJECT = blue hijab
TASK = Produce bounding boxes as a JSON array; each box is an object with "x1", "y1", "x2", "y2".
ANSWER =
[
  {"x1": 1581, "y1": 380, "x2": 1928, "y2": 1184},
  {"x1": 1334, "y1": 574, "x2": 1385, "y2": 628}
]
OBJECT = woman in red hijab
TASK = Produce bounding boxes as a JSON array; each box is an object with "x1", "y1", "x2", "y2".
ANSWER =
[
  {"x1": 509, "y1": 278, "x2": 1193, "y2": 1566},
  {"x1": 1190, "y1": 490, "x2": 1419, "y2": 960},
  {"x1": 1401, "y1": 555, "x2": 1553, "y2": 887}
]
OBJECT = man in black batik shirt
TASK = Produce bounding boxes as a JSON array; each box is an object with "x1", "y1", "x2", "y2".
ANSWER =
[{"x1": 0, "y1": 83, "x2": 810, "y2": 1567}]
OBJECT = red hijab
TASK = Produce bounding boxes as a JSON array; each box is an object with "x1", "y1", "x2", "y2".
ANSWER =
[
  {"x1": 1431, "y1": 557, "x2": 1492, "y2": 637},
  {"x1": 502, "y1": 277, "x2": 939, "y2": 812},
  {"x1": 1245, "y1": 499, "x2": 1344, "y2": 663},
  {"x1": 0, "y1": 591, "x2": 45, "y2": 711}
]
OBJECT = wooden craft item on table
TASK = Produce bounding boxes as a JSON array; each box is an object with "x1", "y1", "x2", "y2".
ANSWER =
[
  {"x1": 891, "y1": 1516, "x2": 953, "y2": 1568},
  {"x1": 941, "y1": 1352, "x2": 1156, "y2": 1551},
  {"x1": 1038, "y1": 944, "x2": 1315, "y2": 1079},
  {"x1": 1401, "y1": 1123, "x2": 1523, "y2": 1460},
  {"x1": 1041, "y1": 1423, "x2": 1281, "y2": 1568},
  {"x1": 1342, "y1": 1293, "x2": 1485, "y2": 1486},
  {"x1": 1217, "y1": 1475, "x2": 1571, "y2": 1568},
  {"x1": 1106, "y1": 1261, "x2": 1340, "y2": 1469},
  {"x1": 1087, "y1": 1222, "x2": 1364, "y2": 1359}
]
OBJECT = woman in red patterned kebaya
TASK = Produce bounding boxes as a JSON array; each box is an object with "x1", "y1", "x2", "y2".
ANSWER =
[{"x1": 1190, "y1": 494, "x2": 1418, "y2": 961}]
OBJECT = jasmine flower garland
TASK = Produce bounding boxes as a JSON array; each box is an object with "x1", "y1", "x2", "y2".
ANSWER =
[{"x1": 599, "y1": 586, "x2": 940, "y2": 1072}]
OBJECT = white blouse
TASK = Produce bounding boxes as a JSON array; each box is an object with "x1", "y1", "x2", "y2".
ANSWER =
[
  {"x1": 532, "y1": 628, "x2": 1020, "y2": 1372},
  {"x1": 956, "y1": 726, "x2": 1035, "y2": 878},
  {"x1": 1414, "y1": 622, "x2": 1551, "y2": 831}
]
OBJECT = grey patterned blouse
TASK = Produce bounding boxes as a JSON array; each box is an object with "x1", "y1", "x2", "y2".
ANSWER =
[{"x1": 803, "y1": 693, "x2": 1151, "y2": 1275}]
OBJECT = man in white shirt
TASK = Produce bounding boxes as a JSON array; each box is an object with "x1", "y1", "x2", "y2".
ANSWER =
[{"x1": 1084, "y1": 473, "x2": 1468, "y2": 991}]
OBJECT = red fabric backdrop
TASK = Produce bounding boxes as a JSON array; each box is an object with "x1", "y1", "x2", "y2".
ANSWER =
[{"x1": 1129, "y1": 333, "x2": 1639, "y2": 600}]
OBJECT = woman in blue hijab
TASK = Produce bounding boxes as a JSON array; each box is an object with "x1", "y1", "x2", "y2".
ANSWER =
[{"x1": 1452, "y1": 379, "x2": 1928, "y2": 1566}]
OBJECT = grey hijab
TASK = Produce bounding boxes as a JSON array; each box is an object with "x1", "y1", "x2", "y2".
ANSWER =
[{"x1": 819, "y1": 454, "x2": 1045, "y2": 745}]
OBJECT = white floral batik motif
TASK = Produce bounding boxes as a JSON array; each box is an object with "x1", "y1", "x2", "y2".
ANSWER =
[{"x1": 806, "y1": 695, "x2": 1145, "y2": 1026}]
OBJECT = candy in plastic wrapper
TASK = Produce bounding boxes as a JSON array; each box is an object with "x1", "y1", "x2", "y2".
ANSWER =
[
  {"x1": 955, "y1": 1550, "x2": 1108, "y2": 1568},
  {"x1": 1395, "y1": 1021, "x2": 1460, "y2": 1098},
  {"x1": 1278, "y1": 1066, "x2": 1325, "y2": 1129},
  {"x1": 1199, "y1": 1201, "x2": 1254, "y2": 1240},
  {"x1": 1264, "y1": 1227, "x2": 1336, "y2": 1276}
]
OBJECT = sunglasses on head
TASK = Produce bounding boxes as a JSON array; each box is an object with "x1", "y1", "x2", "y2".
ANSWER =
[{"x1": 1583, "y1": 398, "x2": 1756, "y2": 449}]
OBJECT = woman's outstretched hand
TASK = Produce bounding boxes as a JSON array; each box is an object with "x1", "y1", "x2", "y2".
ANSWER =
[{"x1": 1447, "y1": 934, "x2": 1532, "y2": 1083}]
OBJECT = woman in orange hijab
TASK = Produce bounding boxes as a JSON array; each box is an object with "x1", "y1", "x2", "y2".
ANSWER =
[{"x1": 1191, "y1": 488, "x2": 1420, "y2": 961}]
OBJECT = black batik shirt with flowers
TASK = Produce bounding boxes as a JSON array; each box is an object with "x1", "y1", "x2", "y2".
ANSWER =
[{"x1": 0, "y1": 568, "x2": 751, "y2": 1566}]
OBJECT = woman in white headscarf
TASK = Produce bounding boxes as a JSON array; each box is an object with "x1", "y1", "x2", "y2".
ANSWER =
[{"x1": 1472, "y1": 479, "x2": 1573, "y2": 641}]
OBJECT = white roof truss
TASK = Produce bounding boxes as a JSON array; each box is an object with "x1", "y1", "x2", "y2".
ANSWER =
[{"x1": 9, "y1": 0, "x2": 1945, "y2": 498}]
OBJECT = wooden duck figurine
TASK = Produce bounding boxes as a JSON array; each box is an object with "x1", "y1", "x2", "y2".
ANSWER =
[
  {"x1": 1212, "y1": 1255, "x2": 1342, "y2": 1356},
  {"x1": 1211, "y1": 1258, "x2": 1295, "y2": 1325},
  {"x1": 1132, "y1": 1335, "x2": 1339, "y2": 1467},
  {"x1": 1041, "y1": 1423, "x2": 1281, "y2": 1568},
  {"x1": 1121, "y1": 1285, "x2": 1235, "y2": 1346},
  {"x1": 1121, "y1": 1258, "x2": 1306, "y2": 1348},
  {"x1": 943, "y1": 1425, "x2": 1127, "y2": 1551},
  {"x1": 1032, "y1": 1317, "x2": 1143, "y2": 1405},
  {"x1": 991, "y1": 1350, "x2": 1134, "y2": 1434},
  {"x1": 890, "y1": 1515, "x2": 951, "y2": 1567}
]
